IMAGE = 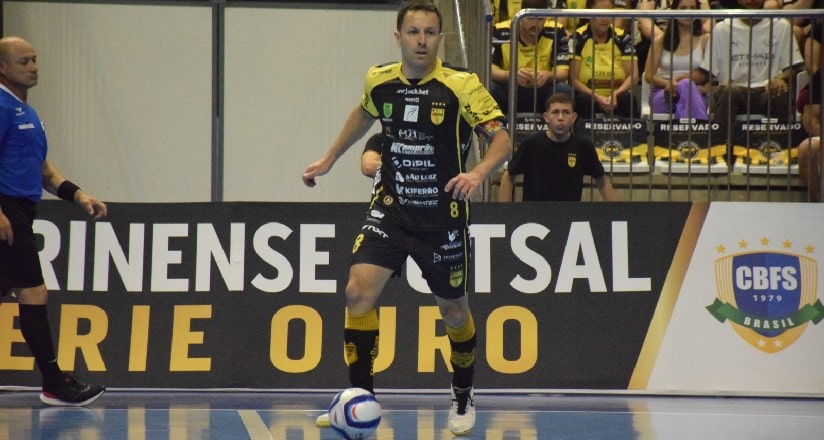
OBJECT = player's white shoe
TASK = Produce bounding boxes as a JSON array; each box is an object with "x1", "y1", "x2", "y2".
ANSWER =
[
  {"x1": 448, "y1": 386, "x2": 475, "y2": 436},
  {"x1": 315, "y1": 412, "x2": 330, "y2": 427}
]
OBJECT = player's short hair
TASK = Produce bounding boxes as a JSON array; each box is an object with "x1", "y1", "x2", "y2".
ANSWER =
[
  {"x1": 397, "y1": 1, "x2": 443, "y2": 32},
  {"x1": 545, "y1": 92, "x2": 575, "y2": 111}
]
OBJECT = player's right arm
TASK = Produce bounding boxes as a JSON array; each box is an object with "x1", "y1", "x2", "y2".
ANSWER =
[{"x1": 302, "y1": 105, "x2": 374, "y2": 187}]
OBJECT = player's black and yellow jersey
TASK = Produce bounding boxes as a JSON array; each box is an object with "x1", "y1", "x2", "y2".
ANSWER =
[{"x1": 361, "y1": 58, "x2": 504, "y2": 230}]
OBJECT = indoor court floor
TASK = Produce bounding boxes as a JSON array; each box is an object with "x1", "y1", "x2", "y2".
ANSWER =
[{"x1": 1, "y1": 390, "x2": 823, "y2": 439}]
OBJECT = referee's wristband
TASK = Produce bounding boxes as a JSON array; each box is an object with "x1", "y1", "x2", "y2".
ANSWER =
[{"x1": 57, "y1": 180, "x2": 81, "y2": 202}]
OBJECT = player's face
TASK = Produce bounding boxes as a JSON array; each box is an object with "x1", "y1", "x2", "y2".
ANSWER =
[
  {"x1": 0, "y1": 40, "x2": 38, "y2": 91},
  {"x1": 544, "y1": 102, "x2": 577, "y2": 136},
  {"x1": 395, "y1": 11, "x2": 443, "y2": 78}
]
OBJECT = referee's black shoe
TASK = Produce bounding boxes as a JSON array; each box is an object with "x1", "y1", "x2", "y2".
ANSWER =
[{"x1": 40, "y1": 374, "x2": 105, "y2": 407}]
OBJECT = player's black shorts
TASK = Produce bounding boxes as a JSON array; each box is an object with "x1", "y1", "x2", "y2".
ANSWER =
[
  {"x1": 0, "y1": 195, "x2": 44, "y2": 297},
  {"x1": 350, "y1": 207, "x2": 470, "y2": 299}
]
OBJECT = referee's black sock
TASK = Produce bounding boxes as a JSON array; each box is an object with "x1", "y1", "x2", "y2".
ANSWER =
[
  {"x1": 344, "y1": 308, "x2": 379, "y2": 394},
  {"x1": 18, "y1": 304, "x2": 63, "y2": 387}
]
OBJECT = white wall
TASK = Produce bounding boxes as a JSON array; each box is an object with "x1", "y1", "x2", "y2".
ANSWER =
[
  {"x1": 223, "y1": 6, "x2": 398, "y2": 202},
  {"x1": 5, "y1": 2, "x2": 213, "y2": 202},
  {"x1": 4, "y1": 2, "x2": 398, "y2": 202}
]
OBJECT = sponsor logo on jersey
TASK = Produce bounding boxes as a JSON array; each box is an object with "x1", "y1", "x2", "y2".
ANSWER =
[
  {"x1": 706, "y1": 237, "x2": 824, "y2": 353},
  {"x1": 450, "y1": 270, "x2": 464, "y2": 288},
  {"x1": 362, "y1": 224, "x2": 388, "y2": 239},
  {"x1": 404, "y1": 105, "x2": 419, "y2": 122},
  {"x1": 382, "y1": 195, "x2": 394, "y2": 206}
]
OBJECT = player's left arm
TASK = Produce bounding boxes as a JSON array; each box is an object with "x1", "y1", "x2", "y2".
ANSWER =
[
  {"x1": 445, "y1": 123, "x2": 512, "y2": 200},
  {"x1": 42, "y1": 160, "x2": 108, "y2": 219}
]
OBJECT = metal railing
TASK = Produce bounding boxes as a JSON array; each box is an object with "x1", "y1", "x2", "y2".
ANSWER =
[{"x1": 491, "y1": 8, "x2": 824, "y2": 202}]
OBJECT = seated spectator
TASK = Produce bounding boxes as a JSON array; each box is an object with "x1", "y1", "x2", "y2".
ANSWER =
[
  {"x1": 643, "y1": 0, "x2": 709, "y2": 119},
  {"x1": 499, "y1": 93, "x2": 618, "y2": 201},
  {"x1": 692, "y1": 0, "x2": 804, "y2": 129},
  {"x1": 563, "y1": 0, "x2": 587, "y2": 35},
  {"x1": 491, "y1": 0, "x2": 573, "y2": 114},
  {"x1": 569, "y1": 0, "x2": 640, "y2": 120},
  {"x1": 804, "y1": 22, "x2": 822, "y2": 75},
  {"x1": 491, "y1": 0, "x2": 519, "y2": 23},
  {"x1": 798, "y1": 23, "x2": 823, "y2": 202},
  {"x1": 634, "y1": 0, "x2": 712, "y2": 79},
  {"x1": 759, "y1": 0, "x2": 822, "y2": 60},
  {"x1": 492, "y1": 0, "x2": 568, "y2": 29}
]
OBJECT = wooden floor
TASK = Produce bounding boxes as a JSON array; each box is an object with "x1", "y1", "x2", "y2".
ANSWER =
[{"x1": 1, "y1": 390, "x2": 823, "y2": 439}]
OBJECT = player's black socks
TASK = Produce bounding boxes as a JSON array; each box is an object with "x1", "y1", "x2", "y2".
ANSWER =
[
  {"x1": 344, "y1": 309, "x2": 380, "y2": 394},
  {"x1": 18, "y1": 304, "x2": 63, "y2": 387},
  {"x1": 447, "y1": 313, "x2": 476, "y2": 390}
]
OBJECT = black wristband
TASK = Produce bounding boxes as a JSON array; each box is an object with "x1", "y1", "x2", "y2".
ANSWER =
[{"x1": 57, "y1": 180, "x2": 81, "y2": 202}]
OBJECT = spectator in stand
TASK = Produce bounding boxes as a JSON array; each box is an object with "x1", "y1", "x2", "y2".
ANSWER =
[
  {"x1": 798, "y1": 23, "x2": 823, "y2": 202},
  {"x1": 564, "y1": 0, "x2": 588, "y2": 35},
  {"x1": 643, "y1": 0, "x2": 709, "y2": 118},
  {"x1": 570, "y1": 0, "x2": 640, "y2": 120},
  {"x1": 634, "y1": 0, "x2": 711, "y2": 79},
  {"x1": 764, "y1": 0, "x2": 822, "y2": 33},
  {"x1": 491, "y1": 0, "x2": 573, "y2": 114},
  {"x1": 492, "y1": 0, "x2": 569, "y2": 30},
  {"x1": 499, "y1": 93, "x2": 618, "y2": 201},
  {"x1": 692, "y1": 0, "x2": 804, "y2": 130},
  {"x1": 778, "y1": 0, "x2": 823, "y2": 74}
]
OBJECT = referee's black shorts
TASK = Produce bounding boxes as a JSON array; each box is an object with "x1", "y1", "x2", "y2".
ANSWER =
[{"x1": 0, "y1": 195, "x2": 45, "y2": 297}]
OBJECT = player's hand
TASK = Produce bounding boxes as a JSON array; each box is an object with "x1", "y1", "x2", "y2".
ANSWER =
[
  {"x1": 75, "y1": 191, "x2": 107, "y2": 219},
  {"x1": 302, "y1": 159, "x2": 331, "y2": 187},
  {"x1": 0, "y1": 211, "x2": 13, "y2": 245},
  {"x1": 445, "y1": 172, "x2": 481, "y2": 201}
]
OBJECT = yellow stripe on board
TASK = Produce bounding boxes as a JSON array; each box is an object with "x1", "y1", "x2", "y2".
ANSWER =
[{"x1": 628, "y1": 202, "x2": 710, "y2": 390}]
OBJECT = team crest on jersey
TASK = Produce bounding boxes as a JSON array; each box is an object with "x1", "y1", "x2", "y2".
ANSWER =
[
  {"x1": 449, "y1": 270, "x2": 464, "y2": 288},
  {"x1": 382, "y1": 195, "x2": 394, "y2": 206},
  {"x1": 567, "y1": 153, "x2": 577, "y2": 168},
  {"x1": 383, "y1": 103, "x2": 393, "y2": 118},
  {"x1": 431, "y1": 101, "x2": 446, "y2": 125},
  {"x1": 706, "y1": 237, "x2": 824, "y2": 354}
]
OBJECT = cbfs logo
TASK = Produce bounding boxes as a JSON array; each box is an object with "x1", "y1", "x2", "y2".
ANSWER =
[{"x1": 706, "y1": 238, "x2": 824, "y2": 353}]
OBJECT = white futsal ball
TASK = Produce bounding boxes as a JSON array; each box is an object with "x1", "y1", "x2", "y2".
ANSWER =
[{"x1": 328, "y1": 387, "x2": 382, "y2": 440}]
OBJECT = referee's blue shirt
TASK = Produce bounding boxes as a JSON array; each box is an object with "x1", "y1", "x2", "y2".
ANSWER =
[{"x1": 0, "y1": 85, "x2": 47, "y2": 202}]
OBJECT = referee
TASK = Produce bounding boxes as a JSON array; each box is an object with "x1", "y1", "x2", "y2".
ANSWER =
[{"x1": 0, "y1": 36, "x2": 107, "y2": 406}]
